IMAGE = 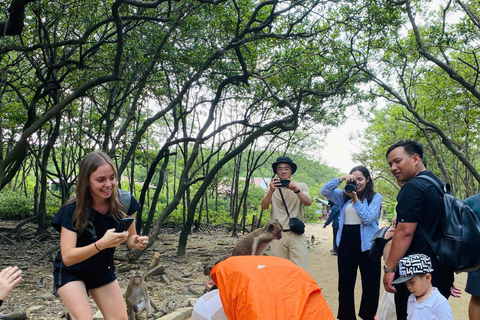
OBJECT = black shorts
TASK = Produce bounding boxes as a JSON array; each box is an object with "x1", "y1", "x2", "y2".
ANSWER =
[
  {"x1": 466, "y1": 268, "x2": 480, "y2": 296},
  {"x1": 53, "y1": 265, "x2": 117, "y2": 294}
]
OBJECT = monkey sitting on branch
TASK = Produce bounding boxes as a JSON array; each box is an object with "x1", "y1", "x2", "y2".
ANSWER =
[
  {"x1": 125, "y1": 272, "x2": 158, "y2": 320},
  {"x1": 232, "y1": 220, "x2": 283, "y2": 256}
]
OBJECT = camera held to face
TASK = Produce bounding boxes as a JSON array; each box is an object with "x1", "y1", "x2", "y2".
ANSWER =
[{"x1": 344, "y1": 180, "x2": 357, "y2": 193}]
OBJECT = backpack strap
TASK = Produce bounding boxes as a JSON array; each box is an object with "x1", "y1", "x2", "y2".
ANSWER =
[
  {"x1": 77, "y1": 190, "x2": 131, "y2": 238},
  {"x1": 118, "y1": 189, "x2": 132, "y2": 213},
  {"x1": 417, "y1": 224, "x2": 439, "y2": 252},
  {"x1": 415, "y1": 175, "x2": 446, "y2": 195},
  {"x1": 415, "y1": 175, "x2": 445, "y2": 253}
]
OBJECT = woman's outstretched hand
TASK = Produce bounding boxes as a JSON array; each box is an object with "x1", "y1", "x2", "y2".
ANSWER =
[{"x1": 0, "y1": 266, "x2": 22, "y2": 300}]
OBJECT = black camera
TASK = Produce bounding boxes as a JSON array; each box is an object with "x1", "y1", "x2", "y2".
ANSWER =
[
  {"x1": 275, "y1": 179, "x2": 290, "y2": 188},
  {"x1": 344, "y1": 180, "x2": 357, "y2": 193},
  {"x1": 280, "y1": 179, "x2": 290, "y2": 188}
]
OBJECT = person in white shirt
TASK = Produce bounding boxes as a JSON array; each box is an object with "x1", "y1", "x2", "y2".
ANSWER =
[{"x1": 392, "y1": 254, "x2": 453, "y2": 320}]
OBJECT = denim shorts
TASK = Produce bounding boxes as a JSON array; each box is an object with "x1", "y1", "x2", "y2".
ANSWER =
[{"x1": 53, "y1": 265, "x2": 116, "y2": 294}]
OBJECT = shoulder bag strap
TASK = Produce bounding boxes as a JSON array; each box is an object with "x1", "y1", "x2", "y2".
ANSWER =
[{"x1": 278, "y1": 188, "x2": 290, "y2": 218}]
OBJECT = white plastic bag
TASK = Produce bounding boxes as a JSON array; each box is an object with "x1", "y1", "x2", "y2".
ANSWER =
[{"x1": 376, "y1": 291, "x2": 396, "y2": 320}]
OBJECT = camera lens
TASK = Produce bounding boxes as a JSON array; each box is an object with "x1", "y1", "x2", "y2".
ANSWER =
[{"x1": 345, "y1": 181, "x2": 357, "y2": 193}]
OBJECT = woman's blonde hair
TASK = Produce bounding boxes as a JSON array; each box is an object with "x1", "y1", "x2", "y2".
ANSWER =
[{"x1": 68, "y1": 151, "x2": 126, "y2": 230}]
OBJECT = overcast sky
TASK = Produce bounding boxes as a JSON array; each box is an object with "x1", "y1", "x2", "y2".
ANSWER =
[{"x1": 322, "y1": 115, "x2": 368, "y2": 173}]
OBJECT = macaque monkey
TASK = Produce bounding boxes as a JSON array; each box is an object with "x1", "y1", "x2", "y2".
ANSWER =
[
  {"x1": 203, "y1": 256, "x2": 230, "y2": 293},
  {"x1": 125, "y1": 272, "x2": 158, "y2": 320},
  {"x1": 193, "y1": 219, "x2": 201, "y2": 233},
  {"x1": 203, "y1": 263, "x2": 213, "y2": 276},
  {"x1": 311, "y1": 235, "x2": 315, "y2": 243},
  {"x1": 148, "y1": 252, "x2": 161, "y2": 269},
  {"x1": 232, "y1": 220, "x2": 283, "y2": 256},
  {"x1": 202, "y1": 263, "x2": 214, "y2": 294}
]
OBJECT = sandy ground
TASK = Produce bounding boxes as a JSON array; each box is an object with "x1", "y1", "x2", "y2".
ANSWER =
[
  {"x1": 0, "y1": 222, "x2": 470, "y2": 319},
  {"x1": 305, "y1": 222, "x2": 469, "y2": 319}
]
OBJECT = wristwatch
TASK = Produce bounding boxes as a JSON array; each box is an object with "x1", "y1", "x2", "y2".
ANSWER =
[
  {"x1": 383, "y1": 265, "x2": 396, "y2": 273},
  {"x1": 294, "y1": 189, "x2": 301, "y2": 194}
]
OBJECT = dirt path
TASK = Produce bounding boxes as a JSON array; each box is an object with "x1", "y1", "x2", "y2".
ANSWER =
[
  {"x1": 0, "y1": 223, "x2": 470, "y2": 319},
  {"x1": 305, "y1": 222, "x2": 469, "y2": 319}
]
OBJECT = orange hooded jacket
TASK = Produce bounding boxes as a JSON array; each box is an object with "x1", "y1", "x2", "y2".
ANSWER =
[{"x1": 211, "y1": 256, "x2": 335, "y2": 320}]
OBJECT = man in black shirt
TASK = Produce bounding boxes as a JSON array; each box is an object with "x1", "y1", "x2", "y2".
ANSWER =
[{"x1": 383, "y1": 140, "x2": 454, "y2": 320}]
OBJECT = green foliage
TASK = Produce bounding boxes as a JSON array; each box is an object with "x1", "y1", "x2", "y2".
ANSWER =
[
  {"x1": 3, "y1": 0, "x2": 480, "y2": 244},
  {"x1": 0, "y1": 190, "x2": 34, "y2": 220},
  {"x1": 0, "y1": 188, "x2": 62, "y2": 220}
]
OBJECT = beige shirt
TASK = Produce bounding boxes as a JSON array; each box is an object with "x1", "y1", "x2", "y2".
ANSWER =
[{"x1": 265, "y1": 182, "x2": 310, "y2": 229}]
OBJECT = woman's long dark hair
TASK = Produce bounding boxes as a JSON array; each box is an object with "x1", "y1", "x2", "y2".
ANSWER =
[{"x1": 344, "y1": 165, "x2": 375, "y2": 204}]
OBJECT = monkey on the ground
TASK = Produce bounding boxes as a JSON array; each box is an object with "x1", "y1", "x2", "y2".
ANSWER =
[
  {"x1": 125, "y1": 272, "x2": 158, "y2": 320},
  {"x1": 193, "y1": 219, "x2": 201, "y2": 233},
  {"x1": 203, "y1": 263, "x2": 213, "y2": 277},
  {"x1": 232, "y1": 220, "x2": 283, "y2": 256},
  {"x1": 148, "y1": 252, "x2": 161, "y2": 269},
  {"x1": 202, "y1": 263, "x2": 214, "y2": 293},
  {"x1": 202, "y1": 256, "x2": 231, "y2": 294}
]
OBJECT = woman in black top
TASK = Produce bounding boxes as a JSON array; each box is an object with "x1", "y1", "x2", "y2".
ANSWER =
[{"x1": 52, "y1": 151, "x2": 149, "y2": 320}]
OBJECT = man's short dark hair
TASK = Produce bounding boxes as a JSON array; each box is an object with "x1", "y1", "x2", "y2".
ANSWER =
[{"x1": 386, "y1": 140, "x2": 424, "y2": 160}]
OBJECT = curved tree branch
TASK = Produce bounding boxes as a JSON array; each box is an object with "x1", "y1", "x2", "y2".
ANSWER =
[{"x1": 0, "y1": 0, "x2": 36, "y2": 38}]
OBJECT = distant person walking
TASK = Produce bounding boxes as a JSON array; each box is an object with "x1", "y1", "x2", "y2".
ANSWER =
[
  {"x1": 322, "y1": 165, "x2": 383, "y2": 320},
  {"x1": 323, "y1": 201, "x2": 340, "y2": 255}
]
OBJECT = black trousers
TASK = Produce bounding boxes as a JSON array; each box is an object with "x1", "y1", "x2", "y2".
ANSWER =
[{"x1": 337, "y1": 225, "x2": 381, "y2": 320}]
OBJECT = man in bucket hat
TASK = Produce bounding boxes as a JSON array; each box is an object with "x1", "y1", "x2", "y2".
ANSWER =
[
  {"x1": 261, "y1": 156, "x2": 312, "y2": 270},
  {"x1": 392, "y1": 254, "x2": 453, "y2": 320}
]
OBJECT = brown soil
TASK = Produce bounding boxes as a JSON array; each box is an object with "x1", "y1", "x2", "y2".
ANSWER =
[{"x1": 0, "y1": 223, "x2": 470, "y2": 319}]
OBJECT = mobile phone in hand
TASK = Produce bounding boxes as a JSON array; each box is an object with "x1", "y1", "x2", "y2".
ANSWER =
[{"x1": 115, "y1": 217, "x2": 134, "y2": 233}]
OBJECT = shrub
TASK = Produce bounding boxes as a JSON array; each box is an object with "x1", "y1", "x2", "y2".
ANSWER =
[{"x1": 0, "y1": 190, "x2": 34, "y2": 220}]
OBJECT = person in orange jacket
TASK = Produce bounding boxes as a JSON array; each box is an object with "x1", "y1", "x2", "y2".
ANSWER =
[{"x1": 210, "y1": 255, "x2": 334, "y2": 320}]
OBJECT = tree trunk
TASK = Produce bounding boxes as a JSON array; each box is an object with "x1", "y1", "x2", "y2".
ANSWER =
[
  {"x1": 143, "y1": 152, "x2": 170, "y2": 237},
  {"x1": 177, "y1": 116, "x2": 297, "y2": 256},
  {"x1": 37, "y1": 112, "x2": 61, "y2": 232}
]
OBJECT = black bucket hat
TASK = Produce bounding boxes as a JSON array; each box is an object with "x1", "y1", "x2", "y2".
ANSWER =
[{"x1": 272, "y1": 156, "x2": 297, "y2": 174}]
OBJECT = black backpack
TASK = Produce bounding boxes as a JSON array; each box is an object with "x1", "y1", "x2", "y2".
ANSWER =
[
  {"x1": 417, "y1": 175, "x2": 480, "y2": 272},
  {"x1": 118, "y1": 189, "x2": 132, "y2": 212}
]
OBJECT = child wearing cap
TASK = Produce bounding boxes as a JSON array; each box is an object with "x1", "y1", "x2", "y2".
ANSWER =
[{"x1": 392, "y1": 253, "x2": 453, "y2": 320}]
